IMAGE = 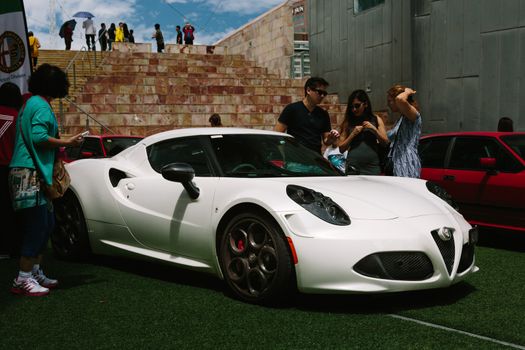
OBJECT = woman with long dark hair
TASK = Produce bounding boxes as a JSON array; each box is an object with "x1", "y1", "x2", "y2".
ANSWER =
[
  {"x1": 107, "y1": 23, "x2": 116, "y2": 50},
  {"x1": 338, "y1": 89, "x2": 388, "y2": 175},
  {"x1": 8, "y1": 64, "x2": 83, "y2": 296}
]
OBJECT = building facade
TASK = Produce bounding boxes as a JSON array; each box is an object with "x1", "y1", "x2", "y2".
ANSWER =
[
  {"x1": 215, "y1": 0, "x2": 310, "y2": 78},
  {"x1": 309, "y1": 0, "x2": 525, "y2": 132}
]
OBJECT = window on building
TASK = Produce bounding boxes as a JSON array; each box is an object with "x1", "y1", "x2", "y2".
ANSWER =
[{"x1": 354, "y1": 0, "x2": 385, "y2": 14}]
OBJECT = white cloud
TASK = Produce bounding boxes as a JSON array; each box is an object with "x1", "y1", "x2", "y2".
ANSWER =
[
  {"x1": 200, "y1": 0, "x2": 285, "y2": 15},
  {"x1": 164, "y1": 0, "x2": 285, "y2": 15},
  {"x1": 22, "y1": 0, "x2": 286, "y2": 50},
  {"x1": 195, "y1": 27, "x2": 236, "y2": 45}
]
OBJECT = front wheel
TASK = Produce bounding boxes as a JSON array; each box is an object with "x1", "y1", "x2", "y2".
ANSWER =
[
  {"x1": 219, "y1": 210, "x2": 295, "y2": 304},
  {"x1": 51, "y1": 191, "x2": 90, "y2": 260}
]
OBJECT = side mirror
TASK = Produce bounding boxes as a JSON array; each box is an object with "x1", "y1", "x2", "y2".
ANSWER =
[
  {"x1": 80, "y1": 151, "x2": 94, "y2": 159},
  {"x1": 161, "y1": 163, "x2": 200, "y2": 199},
  {"x1": 479, "y1": 157, "x2": 496, "y2": 169},
  {"x1": 480, "y1": 157, "x2": 498, "y2": 175}
]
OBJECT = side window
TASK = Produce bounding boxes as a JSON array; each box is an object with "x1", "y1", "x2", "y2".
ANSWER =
[
  {"x1": 449, "y1": 137, "x2": 520, "y2": 172},
  {"x1": 81, "y1": 138, "x2": 103, "y2": 157},
  {"x1": 419, "y1": 138, "x2": 450, "y2": 168},
  {"x1": 65, "y1": 146, "x2": 80, "y2": 160},
  {"x1": 147, "y1": 137, "x2": 212, "y2": 176}
]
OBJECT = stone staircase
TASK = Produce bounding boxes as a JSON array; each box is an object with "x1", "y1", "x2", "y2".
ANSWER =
[
  {"x1": 39, "y1": 47, "x2": 346, "y2": 136},
  {"x1": 38, "y1": 49, "x2": 110, "y2": 127}
]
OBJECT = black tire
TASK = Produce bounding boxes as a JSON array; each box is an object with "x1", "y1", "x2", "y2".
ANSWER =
[
  {"x1": 219, "y1": 210, "x2": 295, "y2": 305},
  {"x1": 51, "y1": 191, "x2": 90, "y2": 260}
]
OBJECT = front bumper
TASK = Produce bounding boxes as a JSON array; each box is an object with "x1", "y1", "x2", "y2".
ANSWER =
[{"x1": 279, "y1": 212, "x2": 479, "y2": 294}]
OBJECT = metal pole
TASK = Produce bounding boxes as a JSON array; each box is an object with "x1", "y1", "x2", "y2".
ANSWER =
[
  {"x1": 73, "y1": 62, "x2": 77, "y2": 89},
  {"x1": 58, "y1": 98, "x2": 64, "y2": 133}
]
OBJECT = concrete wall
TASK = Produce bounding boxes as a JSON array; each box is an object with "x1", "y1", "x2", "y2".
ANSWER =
[
  {"x1": 215, "y1": 1, "x2": 294, "y2": 78},
  {"x1": 309, "y1": 0, "x2": 525, "y2": 132}
]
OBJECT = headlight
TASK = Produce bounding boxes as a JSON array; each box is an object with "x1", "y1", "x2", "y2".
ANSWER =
[
  {"x1": 426, "y1": 181, "x2": 459, "y2": 210},
  {"x1": 286, "y1": 185, "x2": 350, "y2": 225}
]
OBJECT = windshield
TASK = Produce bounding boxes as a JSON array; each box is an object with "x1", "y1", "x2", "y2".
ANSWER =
[
  {"x1": 210, "y1": 134, "x2": 342, "y2": 177},
  {"x1": 103, "y1": 137, "x2": 142, "y2": 157},
  {"x1": 501, "y1": 135, "x2": 525, "y2": 161}
]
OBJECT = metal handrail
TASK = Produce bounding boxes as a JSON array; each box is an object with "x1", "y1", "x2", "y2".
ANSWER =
[
  {"x1": 64, "y1": 46, "x2": 89, "y2": 71},
  {"x1": 58, "y1": 45, "x2": 114, "y2": 134},
  {"x1": 64, "y1": 96, "x2": 116, "y2": 134}
]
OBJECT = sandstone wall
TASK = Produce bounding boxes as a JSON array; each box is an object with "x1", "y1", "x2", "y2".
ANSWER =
[{"x1": 215, "y1": 1, "x2": 294, "y2": 78}]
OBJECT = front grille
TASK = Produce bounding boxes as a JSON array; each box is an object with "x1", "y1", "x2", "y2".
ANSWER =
[
  {"x1": 354, "y1": 252, "x2": 434, "y2": 281},
  {"x1": 457, "y1": 243, "x2": 475, "y2": 273},
  {"x1": 431, "y1": 229, "x2": 455, "y2": 275}
]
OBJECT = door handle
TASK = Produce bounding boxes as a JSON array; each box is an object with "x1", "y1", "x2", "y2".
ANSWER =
[{"x1": 443, "y1": 175, "x2": 455, "y2": 181}]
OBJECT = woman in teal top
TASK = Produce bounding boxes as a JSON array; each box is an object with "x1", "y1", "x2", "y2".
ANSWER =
[{"x1": 8, "y1": 64, "x2": 83, "y2": 297}]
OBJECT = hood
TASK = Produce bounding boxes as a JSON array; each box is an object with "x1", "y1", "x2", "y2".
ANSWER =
[{"x1": 269, "y1": 176, "x2": 442, "y2": 220}]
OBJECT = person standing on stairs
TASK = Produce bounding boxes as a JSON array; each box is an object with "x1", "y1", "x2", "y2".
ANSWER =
[
  {"x1": 183, "y1": 22, "x2": 195, "y2": 45},
  {"x1": 115, "y1": 22, "x2": 125, "y2": 43},
  {"x1": 63, "y1": 23, "x2": 73, "y2": 50},
  {"x1": 83, "y1": 16, "x2": 96, "y2": 51},
  {"x1": 28, "y1": 32, "x2": 41, "y2": 70},
  {"x1": 176, "y1": 25, "x2": 183, "y2": 45},
  {"x1": 107, "y1": 23, "x2": 116, "y2": 51},
  {"x1": 274, "y1": 77, "x2": 340, "y2": 154},
  {"x1": 98, "y1": 23, "x2": 108, "y2": 51},
  {"x1": 152, "y1": 23, "x2": 165, "y2": 53}
]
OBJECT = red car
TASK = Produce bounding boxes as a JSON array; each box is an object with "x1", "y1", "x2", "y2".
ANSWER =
[
  {"x1": 419, "y1": 132, "x2": 525, "y2": 233},
  {"x1": 63, "y1": 135, "x2": 143, "y2": 162}
]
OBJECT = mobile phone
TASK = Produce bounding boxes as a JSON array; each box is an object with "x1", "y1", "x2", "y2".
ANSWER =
[{"x1": 81, "y1": 131, "x2": 90, "y2": 137}]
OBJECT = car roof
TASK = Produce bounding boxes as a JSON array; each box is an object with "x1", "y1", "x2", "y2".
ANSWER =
[
  {"x1": 141, "y1": 127, "x2": 291, "y2": 146},
  {"x1": 421, "y1": 131, "x2": 525, "y2": 139}
]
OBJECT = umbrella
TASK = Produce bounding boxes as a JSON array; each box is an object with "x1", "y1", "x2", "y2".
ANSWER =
[
  {"x1": 59, "y1": 19, "x2": 76, "y2": 38},
  {"x1": 72, "y1": 11, "x2": 95, "y2": 18}
]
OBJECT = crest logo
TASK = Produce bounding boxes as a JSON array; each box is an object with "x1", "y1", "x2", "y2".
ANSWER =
[
  {"x1": 437, "y1": 227, "x2": 454, "y2": 241},
  {"x1": 0, "y1": 31, "x2": 26, "y2": 73}
]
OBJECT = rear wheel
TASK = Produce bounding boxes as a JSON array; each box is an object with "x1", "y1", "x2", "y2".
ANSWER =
[
  {"x1": 51, "y1": 191, "x2": 90, "y2": 260},
  {"x1": 219, "y1": 210, "x2": 294, "y2": 304}
]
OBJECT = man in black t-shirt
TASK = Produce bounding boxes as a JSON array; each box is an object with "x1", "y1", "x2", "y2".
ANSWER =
[
  {"x1": 275, "y1": 77, "x2": 339, "y2": 153},
  {"x1": 176, "y1": 25, "x2": 183, "y2": 44}
]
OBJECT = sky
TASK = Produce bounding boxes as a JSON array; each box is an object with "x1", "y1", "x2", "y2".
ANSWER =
[{"x1": 23, "y1": 0, "x2": 285, "y2": 50}]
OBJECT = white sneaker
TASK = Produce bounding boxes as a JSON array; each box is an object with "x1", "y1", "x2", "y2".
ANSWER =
[
  {"x1": 11, "y1": 277, "x2": 50, "y2": 296},
  {"x1": 32, "y1": 270, "x2": 59, "y2": 289}
]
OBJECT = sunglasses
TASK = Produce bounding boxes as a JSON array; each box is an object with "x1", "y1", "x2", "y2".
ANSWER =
[
  {"x1": 351, "y1": 102, "x2": 364, "y2": 110},
  {"x1": 311, "y1": 88, "x2": 328, "y2": 97}
]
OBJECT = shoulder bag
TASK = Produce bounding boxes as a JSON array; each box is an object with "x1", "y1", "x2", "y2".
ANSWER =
[{"x1": 18, "y1": 106, "x2": 70, "y2": 200}]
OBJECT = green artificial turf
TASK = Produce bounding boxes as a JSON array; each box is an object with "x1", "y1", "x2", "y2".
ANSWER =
[{"x1": 0, "y1": 239, "x2": 524, "y2": 349}]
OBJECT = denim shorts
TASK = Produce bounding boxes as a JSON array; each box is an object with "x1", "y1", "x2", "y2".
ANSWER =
[{"x1": 19, "y1": 204, "x2": 55, "y2": 257}]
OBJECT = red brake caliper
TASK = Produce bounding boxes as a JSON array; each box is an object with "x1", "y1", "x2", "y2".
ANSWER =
[{"x1": 237, "y1": 240, "x2": 244, "y2": 251}]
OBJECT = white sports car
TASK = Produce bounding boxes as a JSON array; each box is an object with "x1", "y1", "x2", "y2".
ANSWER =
[{"x1": 53, "y1": 128, "x2": 479, "y2": 304}]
